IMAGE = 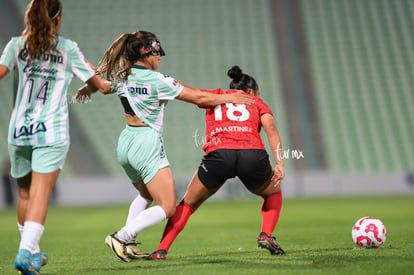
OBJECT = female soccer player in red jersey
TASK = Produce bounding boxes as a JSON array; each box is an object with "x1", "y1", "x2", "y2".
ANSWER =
[{"x1": 149, "y1": 65, "x2": 285, "y2": 260}]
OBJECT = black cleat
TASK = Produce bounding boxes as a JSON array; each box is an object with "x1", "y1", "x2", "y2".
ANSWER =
[
  {"x1": 147, "y1": 249, "x2": 167, "y2": 260},
  {"x1": 257, "y1": 232, "x2": 285, "y2": 255}
]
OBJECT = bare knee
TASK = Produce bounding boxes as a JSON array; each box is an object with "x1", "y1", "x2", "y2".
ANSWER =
[
  {"x1": 17, "y1": 173, "x2": 32, "y2": 200},
  {"x1": 162, "y1": 203, "x2": 176, "y2": 218},
  {"x1": 17, "y1": 172, "x2": 31, "y2": 188},
  {"x1": 156, "y1": 198, "x2": 177, "y2": 219},
  {"x1": 252, "y1": 183, "x2": 282, "y2": 197},
  {"x1": 183, "y1": 198, "x2": 202, "y2": 211}
]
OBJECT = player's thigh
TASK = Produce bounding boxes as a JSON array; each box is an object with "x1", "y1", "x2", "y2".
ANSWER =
[
  {"x1": 132, "y1": 180, "x2": 152, "y2": 201},
  {"x1": 184, "y1": 170, "x2": 220, "y2": 210},
  {"x1": 30, "y1": 169, "x2": 61, "y2": 199},
  {"x1": 250, "y1": 177, "x2": 281, "y2": 197},
  {"x1": 145, "y1": 167, "x2": 176, "y2": 217}
]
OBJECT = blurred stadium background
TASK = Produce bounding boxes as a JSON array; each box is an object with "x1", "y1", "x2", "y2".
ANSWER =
[{"x1": 0, "y1": 0, "x2": 413, "y2": 206}]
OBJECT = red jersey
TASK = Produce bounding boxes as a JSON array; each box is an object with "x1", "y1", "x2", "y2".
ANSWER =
[{"x1": 201, "y1": 89, "x2": 273, "y2": 154}]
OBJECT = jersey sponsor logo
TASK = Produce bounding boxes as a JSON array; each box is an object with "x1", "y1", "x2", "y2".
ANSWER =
[
  {"x1": 40, "y1": 53, "x2": 64, "y2": 64},
  {"x1": 23, "y1": 53, "x2": 63, "y2": 80},
  {"x1": 23, "y1": 65, "x2": 58, "y2": 79},
  {"x1": 13, "y1": 114, "x2": 47, "y2": 139},
  {"x1": 13, "y1": 122, "x2": 47, "y2": 138},
  {"x1": 128, "y1": 86, "x2": 149, "y2": 95},
  {"x1": 128, "y1": 83, "x2": 151, "y2": 98}
]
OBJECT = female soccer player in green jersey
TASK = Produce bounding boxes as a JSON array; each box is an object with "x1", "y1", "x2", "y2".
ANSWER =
[
  {"x1": 75, "y1": 30, "x2": 254, "y2": 262},
  {"x1": 0, "y1": 0, "x2": 113, "y2": 273}
]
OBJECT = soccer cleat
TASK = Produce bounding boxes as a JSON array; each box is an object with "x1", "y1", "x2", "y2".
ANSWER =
[
  {"x1": 125, "y1": 243, "x2": 149, "y2": 259},
  {"x1": 105, "y1": 233, "x2": 131, "y2": 262},
  {"x1": 257, "y1": 232, "x2": 285, "y2": 255},
  {"x1": 147, "y1": 249, "x2": 167, "y2": 260},
  {"x1": 31, "y1": 252, "x2": 48, "y2": 272},
  {"x1": 14, "y1": 249, "x2": 39, "y2": 275}
]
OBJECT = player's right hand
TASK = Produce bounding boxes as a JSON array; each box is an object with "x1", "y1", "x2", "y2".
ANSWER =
[{"x1": 230, "y1": 91, "x2": 255, "y2": 105}]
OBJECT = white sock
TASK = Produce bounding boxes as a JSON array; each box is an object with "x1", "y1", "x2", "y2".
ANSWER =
[
  {"x1": 126, "y1": 194, "x2": 152, "y2": 226},
  {"x1": 18, "y1": 222, "x2": 41, "y2": 254},
  {"x1": 19, "y1": 221, "x2": 44, "y2": 254},
  {"x1": 17, "y1": 223, "x2": 24, "y2": 235},
  {"x1": 120, "y1": 205, "x2": 166, "y2": 241}
]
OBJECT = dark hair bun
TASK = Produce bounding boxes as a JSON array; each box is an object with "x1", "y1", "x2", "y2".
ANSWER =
[{"x1": 227, "y1": 65, "x2": 243, "y2": 81}]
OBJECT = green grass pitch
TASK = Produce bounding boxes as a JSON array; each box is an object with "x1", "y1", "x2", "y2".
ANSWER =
[{"x1": 1, "y1": 195, "x2": 413, "y2": 274}]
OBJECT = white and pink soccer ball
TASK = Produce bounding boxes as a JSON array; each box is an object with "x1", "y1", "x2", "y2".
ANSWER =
[{"x1": 352, "y1": 216, "x2": 387, "y2": 248}]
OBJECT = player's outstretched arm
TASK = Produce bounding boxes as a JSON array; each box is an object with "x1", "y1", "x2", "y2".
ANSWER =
[
  {"x1": 176, "y1": 86, "x2": 254, "y2": 106},
  {"x1": 0, "y1": 64, "x2": 9, "y2": 80},
  {"x1": 74, "y1": 75, "x2": 115, "y2": 102}
]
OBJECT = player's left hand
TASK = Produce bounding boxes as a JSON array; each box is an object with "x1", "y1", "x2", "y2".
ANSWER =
[
  {"x1": 74, "y1": 84, "x2": 93, "y2": 103},
  {"x1": 271, "y1": 164, "x2": 284, "y2": 187}
]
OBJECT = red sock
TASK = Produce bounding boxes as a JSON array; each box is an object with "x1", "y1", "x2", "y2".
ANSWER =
[
  {"x1": 158, "y1": 200, "x2": 195, "y2": 252},
  {"x1": 261, "y1": 191, "x2": 282, "y2": 236}
]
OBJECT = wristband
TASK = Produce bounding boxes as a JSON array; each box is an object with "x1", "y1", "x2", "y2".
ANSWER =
[{"x1": 110, "y1": 82, "x2": 118, "y2": 91}]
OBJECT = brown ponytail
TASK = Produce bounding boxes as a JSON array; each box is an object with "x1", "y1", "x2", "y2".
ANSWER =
[
  {"x1": 95, "y1": 30, "x2": 157, "y2": 83},
  {"x1": 95, "y1": 33, "x2": 131, "y2": 83},
  {"x1": 19, "y1": 0, "x2": 62, "y2": 61}
]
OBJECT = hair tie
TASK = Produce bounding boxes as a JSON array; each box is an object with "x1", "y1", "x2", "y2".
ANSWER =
[{"x1": 50, "y1": 6, "x2": 62, "y2": 20}]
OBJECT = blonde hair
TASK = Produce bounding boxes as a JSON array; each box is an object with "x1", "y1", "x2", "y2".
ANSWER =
[
  {"x1": 19, "y1": 0, "x2": 62, "y2": 61},
  {"x1": 95, "y1": 31, "x2": 157, "y2": 83}
]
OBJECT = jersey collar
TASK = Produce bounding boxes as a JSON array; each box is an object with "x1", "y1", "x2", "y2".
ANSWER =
[{"x1": 132, "y1": 65, "x2": 149, "y2": 70}]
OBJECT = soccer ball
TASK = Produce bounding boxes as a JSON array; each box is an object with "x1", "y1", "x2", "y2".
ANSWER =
[{"x1": 352, "y1": 216, "x2": 387, "y2": 248}]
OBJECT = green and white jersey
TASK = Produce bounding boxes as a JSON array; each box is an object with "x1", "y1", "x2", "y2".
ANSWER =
[
  {"x1": 0, "y1": 36, "x2": 95, "y2": 145},
  {"x1": 117, "y1": 65, "x2": 184, "y2": 133}
]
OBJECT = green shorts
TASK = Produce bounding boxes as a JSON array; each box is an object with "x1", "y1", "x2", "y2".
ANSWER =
[
  {"x1": 8, "y1": 140, "x2": 70, "y2": 178},
  {"x1": 117, "y1": 125, "x2": 170, "y2": 184}
]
